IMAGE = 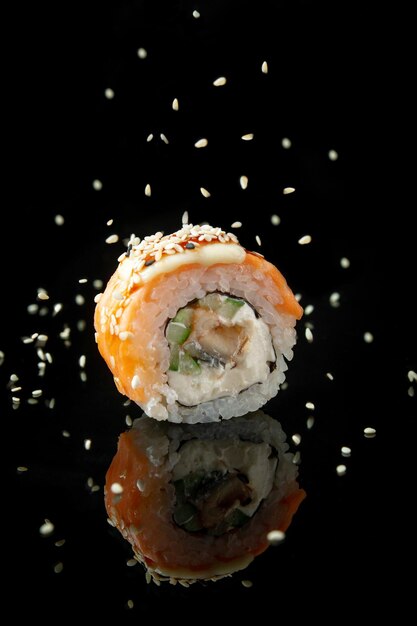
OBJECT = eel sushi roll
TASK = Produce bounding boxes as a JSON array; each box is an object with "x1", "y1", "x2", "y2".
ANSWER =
[
  {"x1": 95, "y1": 223, "x2": 302, "y2": 422},
  {"x1": 105, "y1": 412, "x2": 305, "y2": 583}
]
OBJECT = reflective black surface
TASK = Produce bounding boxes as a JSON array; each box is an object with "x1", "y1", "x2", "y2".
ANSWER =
[{"x1": 4, "y1": 0, "x2": 414, "y2": 619}]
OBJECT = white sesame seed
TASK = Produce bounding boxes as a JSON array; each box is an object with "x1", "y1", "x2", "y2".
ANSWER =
[
  {"x1": 292, "y1": 451, "x2": 301, "y2": 464},
  {"x1": 62, "y1": 430, "x2": 70, "y2": 438},
  {"x1": 292, "y1": 433, "x2": 302, "y2": 446},
  {"x1": 240, "y1": 175, "x2": 248, "y2": 190},
  {"x1": 79, "y1": 355, "x2": 86, "y2": 368},
  {"x1": 305, "y1": 327, "x2": 313, "y2": 342},
  {"x1": 172, "y1": 97, "x2": 179, "y2": 111},
  {"x1": 126, "y1": 600, "x2": 134, "y2": 610},
  {"x1": 271, "y1": 214, "x2": 281, "y2": 226},
  {"x1": 92, "y1": 179, "x2": 102, "y2": 191},
  {"x1": 125, "y1": 415, "x2": 133, "y2": 427},
  {"x1": 55, "y1": 539, "x2": 66, "y2": 547},
  {"x1": 53, "y1": 303, "x2": 63, "y2": 315},
  {"x1": 283, "y1": 186, "x2": 295, "y2": 195},
  {"x1": 336, "y1": 464, "x2": 347, "y2": 476},
  {"x1": 146, "y1": 133, "x2": 154, "y2": 142},
  {"x1": 298, "y1": 235, "x2": 312, "y2": 245},
  {"x1": 194, "y1": 138, "x2": 208, "y2": 148},
  {"x1": 241, "y1": 133, "x2": 254, "y2": 141},
  {"x1": 131, "y1": 375, "x2": 140, "y2": 390},
  {"x1": 304, "y1": 304, "x2": 314, "y2": 315},
  {"x1": 12, "y1": 397, "x2": 20, "y2": 404},
  {"x1": 267, "y1": 530, "x2": 286, "y2": 544},
  {"x1": 200, "y1": 187, "x2": 211, "y2": 198},
  {"x1": 364, "y1": 427, "x2": 376, "y2": 438},
  {"x1": 407, "y1": 370, "x2": 417, "y2": 382},
  {"x1": 253, "y1": 235, "x2": 261, "y2": 247},
  {"x1": 408, "y1": 386, "x2": 415, "y2": 397},
  {"x1": 47, "y1": 398, "x2": 56, "y2": 409},
  {"x1": 37, "y1": 290, "x2": 49, "y2": 301},
  {"x1": 84, "y1": 439, "x2": 92, "y2": 451},
  {"x1": 241, "y1": 580, "x2": 253, "y2": 588},
  {"x1": 27, "y1": 303, "x2": 39, "y2": 315},
  {"x1": 261, "y1": 60, "x2": 268, "y2": 74},
  {"x1": 231, "y1": 221, "x2": 242, "y2": 228},
  {"x1": 77, "y1": 320, "x2": 86, "y2": 332},
  {"x1": 94, "y1": 293, "x2": 102, "y2": 304},
  {"x1": 306, "y1": 416, "x2": 315, "y2": 429},
  {"x1": 17, "y1": 466, "x2": 28, "y2": 472},
  {"x1": 105, "y1": 219, "x2": 114, "y2": 227},
  {"x1": 91, "y1": 485, "x2": 100, "y2": 493},
  {"x1": 126, "y1": 558, "x2": 137, "y2": 567},
  {"x1": 306, "y1": 401, "x2": 315, "y2": 410},
  {"x1": 106, "y1": 234, "x2": 119, "y2": 244},
  {"x1": 341, "y1": 446, "x2": 351, "y2": 458},
  {"x1": 328, "y1": 149, "x2": 339, "y2": 161},
  {"x1": 39, "y1": 307, "x2": 48, "y2": 316},
  {"x1": 105, "y1": 87, "x2": 114, "y2": 99},
  {"x1": 54, "y1": 562, "x2": 64, "y2": 574},
  {"x1": 80, "y1": 371, "x2": 87, "y2": 382},
  {"x1": 182, "y1": 210, "x2": 189, "y2": 225},
  {"x1": 192, "y1": 10, "x2": 200, "y2": 18},
  {"x1": 39, "y1": 520, "x2": 55, "y2": 536},
  {"x1": 145, "y1": 183, "x2": 151, "y2": 197},
  {"x1": 326, "y1": 372, "x2": 334, "y2": 381},
  {"x1": 213, "y1": 76, "x2": 227, "y2": 87},
  {"x1": 340, "y1": 257, "x2": 350, "y2": 268},
  {"x1": 10, "y1": 374, "x2": 19, "y2": 382},
  {"x1": 111, "y1": 482, "x2": 124, "y2": 494},
  {"x1": 282, "y1": 137, "x2": 291, "y2": 149},
  {"x1": 54, "y1": 214, "x2": 65, "y2": 226},
  {"x1": 32, "y1": 389, "x2": 43, "y2": 398},
  {"x1": 119, "y1": 331, "x2": 134, "y2": 341},
  {"x1": 27, "y1": 398, "x2": 38, "y2": 405},
  {"x1": 160, "y1": 133, "x2": 169, "y2": 144},
  {"x1": 364, "y1": 332, "x2": 374, "y2": 343},
  {"x1": 330, "y1": 292, "x2": 340, "y2": 307},
  {"x1": 137, "y1": 47, "x2": 147, "y2": 59}
]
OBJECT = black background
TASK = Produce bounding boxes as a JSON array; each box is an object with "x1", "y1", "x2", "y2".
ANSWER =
[{"x1": 3, "y1": 0, "x2": 415, "y2": 620}]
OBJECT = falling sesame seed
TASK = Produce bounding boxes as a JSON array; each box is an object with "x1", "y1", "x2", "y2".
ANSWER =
[
  {"x1": 304, "y1": 304, "x2": 314, "y2": 315},
  {"x1": 91, "y1": 485, "x2": 100, "y2": 493},
  {"x1": 146, "y1": 133, "x2": 154, "y2": 142},
  {"x1": 231, "y1": 221, "x2": 242, "y2": 228},
  {"x1": 93, "y1": 279, "x2": 103, "y2": 290},
  {"x1": 94, "y1": 293, "x2": 102, "y2": 304},
  {"x1": 200, "y1": 187, "x2": 211, "y2": 198},
  {"x1": 328, "y1": 149, "x2": 339, "y2": 161},
  {"x1": 326, "y1": 372, "x2": 334, "y2": 381},
  {"x1": 283, "y1": 186, "x2": 295, "y2": 195},
  {"x1": 306, "y1": 402, "x2": 315, "y2": 410},
  {"x1": 77, "y1": 320, "x2": 86, "y2": 332},
  {"x1": 194, "y1": 138, "x2": 208, "y2": 148},
  {"x1": 126, "y1": 558, "x2": 137, "y2": 567},
  {"x1": 292, "y1": 451, "x2": 301, "y2": 464},
  {"x1": 182, "y1": 210, "x2": 189, "y2": 225},
  {"x1": 92, "y1": 179, "x2": 102, "y2": 191},
  {"x1": 340, "y1": 257, "x2": 350, "y2": 269},
  {"x1": 104, "y1": 88, "x2": 114, "y2": 99},
  {"x1": 17, "y1": 466, "x2": 28, "y2": 473},
  {"x1": 78, "y1": 278, "x2": 88, "y2": 285},
  {"x1": 364, "y1": 332, "x2": 374, "y2": 343},
  {"x1": 111, "y1": 482, "x2": 124, "y2": 494},
  {"x1": 330, "y1": 292, "x2": 340, "y2": 307},
  {"x1": 54, "y1": 214, "x2": 65, "y2": 226},
  {"x1": 32, "y1": 389, "x2": 43, "y2": 398},
  {"x1": 192, "y1": 9, "x2": 200, "y2": 18},
  {"x1": 241, "y1": 580, "x2": 253, "y2": 588},
  {"x1": 341, "y1": 446, "x2": 351, "y2": 458},
  {"x1": 54, "y1": 562, "x2": 64, "y2": 574},
  {"x1": 27, "y1": 398, "x2": 38, "y2": 405},
  {"x1": 80, "y1": 371, "x2": 87, "y2": 382},
  {"x1": 292, "y1": 433, "x2": 302, "y2": 446},
  {"x1": 53, "y1": 303, "x2": 63, "y2": 315},
  {"x1": 364, "y1": 427, "x2": 376, "y2": 438},
  {"x1": 336, "y1": 464, "x2": 347, "y2": 476},
  {"x1": 281, "y1": 137, "x2": 292, "y2": 149},
  {"x1": 39, "y1": 520, "x2": 55, "y2": 536},
  {"x1": 137, "y1": 47, "x2": 147, "y2": 59},
  {"x1": 27, "y1": 303, "x2": 39, "y2": 314},
  {"x1": 267, "y1": 530, "x2": 286, "y2": 544},
  {"x1": 241, "y1": 133, "x2": 254, "y2": 141},
  {"x1": 131, "y1": 375, "x2": 140, "y2": 390},
  {"x1": 213, "y1": 76, "x2": 227, "y2": 87},
  {"x1": 55, "y1": 539, "x2": 66, "y2": 547},
  {"x1": 307, "y1": 416, "x2": 315, "y2": 429},
  {"x1": 79, "y1": 355, "x2": 86, "y2": 368},
  {"x1": 125, "y1": 415, "x2": 133, "y2": 427},
  {"x1": 145, "y1": 183, "x2": 151, "y2": 197},
  {"x1": 408, "y1": 386, "x2": 415, "y2": 397},
  {"x1": 240, "y1": 175, "x2": 248, "y2": 190},
  {"x1": 261, "y1": 60, "x2": 268, "y2": 74},
  {"x1": 126, "y1": 600, "x2": 134, "y2": 610},
  {"x1": 10, "y1": 374, "x2": 19, "y2": 382},
  {"x1": 47, "y1": 398, "x2": 55, "y2": 409},
  {"x1": 106, "y1": 234, "x2": 119, "y2": 244},
  {"x1": 37, "y1": 290, "x2": 49, "y2": 301},
  {"x1": 271, "y1": 214, "x2": 281, "y2": 226},
  {"x1": 62, "y1": 430, "x2": 70, "y2": 438},
  {"x1": 84, "y1": 439, "x2": 92, "y2": 451},
  {"x1": 255, "y1": 235, "x2": 262, "y2": 246},
  {"x1": 305, "y1": 328, "x2": 313, "y2": 342},
  {"x1": 407, "y1": 370, "x2": 417, "y2": 382},
  {"x1": 172, "y1": 98, "x2": 179, "y2": 111},
  {"x1": 160, "y1": 133, "x2": 169, "y2": 144},
  {"x1": 298, "y1": 235, "x2": 312, "y2": 245},
  {"x1": 106, "y1": 219, "x2": 114, "y2": 227},
  {"x1": 12, "y1": 397, "x2": 21, "y2": 404}
]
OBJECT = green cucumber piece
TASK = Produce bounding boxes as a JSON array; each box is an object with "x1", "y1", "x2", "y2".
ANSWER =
[
  {"x1": 169, "y1": 344, "x2": 180, "y2": 371},
  {"x1": 166, "y1": 321, "x2": 191, "y2": 345},
  {"x1": 173, "y1": 502, "x2": 198, "y2": 527},
  {"x1": 179, "y1": 351, "x2": 201, "y2": 375},
  {"x1": 225, "y1": 508, "x2": 250, "y2": 528},
  {"x1": 198, "y1": 293, "x2": 221, "y2": 311},
  {"x1": 173, "y1": 307, "x2": 193, "y2": 326},
  {"x1": 218, "y1": 297, "x2": 245, "y2": 320}
]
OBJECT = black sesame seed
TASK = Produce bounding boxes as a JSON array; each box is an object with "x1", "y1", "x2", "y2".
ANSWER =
[
  {"x1": 185, "y1": 242, "x2": 195, "y2": 249},
  {"x1": 145, "y1": 259, "x2": 155, "y2": 266}
]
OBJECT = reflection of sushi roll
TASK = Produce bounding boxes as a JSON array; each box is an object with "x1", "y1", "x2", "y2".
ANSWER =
[
  {"x1": 95, "y1": 224, "x2": 302, "y2": 422},
  {"x1": 105, "y1": 412, "x2": 305, "y2": 584}
]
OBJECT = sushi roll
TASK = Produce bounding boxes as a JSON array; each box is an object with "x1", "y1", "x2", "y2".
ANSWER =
[
  {"x1": 95, "y1": 223, "x2": 302, "y2": 422},
  {"x1": 105, "y1": 411, "x2": 305, "y2": 584}
]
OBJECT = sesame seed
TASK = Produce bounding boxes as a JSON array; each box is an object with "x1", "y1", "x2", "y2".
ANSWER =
[
  {"x1": 283, "y1": 186, "x2": 295, "y2": 194},
  {"x1": 329, "y1": 292, "x2": 340, "y2": 307},
  {"x1": 267, "y1": 530, "x2": 286, "y2": 544},
  {"x1": 364, "y1": 332, "x2": 374, "y2": 343},
  {"x1": 12, "y1": 397, "x2": 21, "y2": 404},
  {"x1": 194, "y1": 138, "x2": 208, "y2": 148},
  {"x1": 75, "y1": 295, "x2": 85, "y2": 307},
  {"x1": 326, "y1": 372, "x2": 334, "y2": 381},
  {"x1": 106, "y1": 234, "x2": 119, "y2": 244},
  {"x1": 271, "y1": 214, "x2": 281, "y2": 226},
  {"x1": 340, "y1": 257, "x2": 350, "y2": 268},
  {"x1": 306, "y1": 402, "x2": 315, "y2": 410},
  {"x1": 54, "y1": 214, "x2": 65, "y2": 226},
  {"x1": 305, "y1": 327, "x2": 313, "y2": 342},
  {"x1": 408, "y1": 386, "x2": 415, "y2": 397},
  {"x1": 192, "y1": 10, "x2": 200, "y2": 18},
  {"x1": 126, "y1": 600, "x2": 134, "y2": 610},
  {"x1": 47, "y1": 398, "x2": 55, "y2": 409},
  {"x1": 160, "y1": 133, "x2": 169, "y2": 144},
  {"x1": 213, "y1": 76, "x2": 227, "y2": 87},
  {"x1": 119, "y1": 331, "x2": 134, "y2": 341},
  {"x1": 298, "y1": 235, "x2": 312, "y2": 245},
  {"x1": 182, "y1": 210, "x2": 189, "y2": 225},
  {"x1": 55, "y1": 539, "x2": 66, "y2": 547},
  {"x1": 200, "y1": 187, "x2": 211, "y2": 197},
  {"x1": 241, "y1": 133, "x2": 254, "y2": 141},
  {"x1": 292, "y1": 451, "x2": 301, "y2": 464},
  {"x1": 241, "y1": 580, "x2": 253, "y2": 588},
  {"x1": 137, "y1": 47, "x2": 147, "y2": 59},
  {"x1": 54, "y1": 562, "x2": 64, "y2": 574},
  {"x1": 145, "y1": 183, "x2": 151, "y2": 197},
  {"x1": 92, "y1": 179, "x2": 102, "y2": 191},
  {"x1": 407, "y1": 370, "x2": 417, "y2": 382},
  {"x1": 62, "y1": 430, "x2": 70, "y2": 438},
  {"x1": 304, "y1": 304, "x2": 314, "y2": 315},
  {"x1": 53, "y1": 303, "x2": 63, "y2": 315},
  {"x1": 111, "y1": 482, "x2": 124, "y2": 494},
  {"x1": 27, "y1": 303, "x2": 39, "y2": 314},
  {"x1": 94, "y1": 293, "x2": 102, "y2": 304},
  {"x1": 364, "y1": 427, "x2": 376, "y2": 438},
  {"x1": 17, "y1": 466, "x2": 28, "y2": 472},
  {"x1": 231, "y1": 221, "x2": 242, "y2": 228},
  {"x1": 84, "y1": 439, "x2": 92, "y2": 451},
  {"x1": 104, "y1": 88, "x2": 114, "y2": 99},
  {"x1": 281, "y1": 137, "x2": 292, "y2": 149},
  {"x1": 261, "y1": 60, "x2": 268, "y2": 74},
  {"x1": 131, "y1": 375, "x2": 140, "y2": 390},
  {"x1": 306, "y1": 416, "x2": 315, "y2": 429},
  {"x1": 32, "y1": 389, "x2": 43, "y2": 398},
  {"x1": 341, "y1": 446, "x2": 351, "y2": 457},
  {"x1": 125, "y1": 415, "x2": 133, "y2": 427},
  {"x1": 292, "y1": 433, "x2": 302, "y2": 446},
  {"x1": 77, "y1": 320, "x2": 86, "y2": 332},
  {"x1": 328, "y1": 149, "x2": 339, "y2": 161},
  {"x1": 172, "y1": 98, "x2": 179, "y2": 111},
  {"x1": 79, "y1": 355, "x2": 86, "y2": 368},
  {"x1": 80, "y1": 371, "x2": 87, "y2": 383},
  {"x1": 126, "y1": 558, "x2": 137, "y2": 567},
  {"x1": 336, "y1": 464, "x2": 347, "y2": 476},
  {"x1": 240, "y1": 175, "x2": 248, "y2": 189},
  {"x1": 39, "y1": 520, "x2": 55, "y2": 536},
  {"x1": 255, "y1": 235, "x2": 261, "y2": 247},
  {"x1": 146, "y1": 133, "x2": 154, "y2": 142},
  {"x1": 37, "y1": 290, "x2": 49, "y2": 301},
  {"x1": 10, "y1": 374, "x2": 19, "y2": 382}
]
